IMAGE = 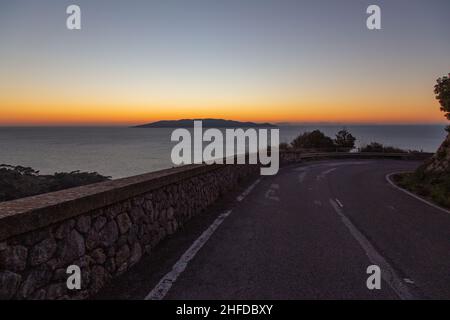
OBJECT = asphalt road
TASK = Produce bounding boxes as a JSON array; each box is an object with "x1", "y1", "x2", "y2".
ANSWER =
[{"x1": 96, "y1": 160, "x2": 450, "y2": 300}]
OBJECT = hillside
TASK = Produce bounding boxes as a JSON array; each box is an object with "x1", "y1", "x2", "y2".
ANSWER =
[
  {"x1": 422, "y1": 133, "x2": 450, "y2": 174},
  {"x1": 134, "y1": 119, "x2": 276, "y2": 128}
]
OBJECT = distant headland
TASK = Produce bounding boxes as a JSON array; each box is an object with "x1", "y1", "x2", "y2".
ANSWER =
[{"x1": 133, "y1": 119, "x2": 277, "y2": 128}]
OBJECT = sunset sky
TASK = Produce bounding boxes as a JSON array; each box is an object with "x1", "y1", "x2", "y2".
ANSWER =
[{"x1": 1, "y1": 0, "x2": 449, "y2": 125}]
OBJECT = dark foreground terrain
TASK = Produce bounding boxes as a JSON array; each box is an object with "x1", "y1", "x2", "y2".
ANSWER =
[{"x1": 0, "y1": 165, "x2": 109, "y2": 202}]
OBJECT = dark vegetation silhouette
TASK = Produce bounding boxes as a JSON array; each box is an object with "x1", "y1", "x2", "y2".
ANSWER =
[
  {"x1": 0, "y1": 164, "x2": 110, "y2": 202},
  {"x1": 290, "y1": 130, "x2": 337, "y2": 152},
  {"x1": 395, "y1": 73, "x2": 450, "y2": 209},
  {"x1": 334, "y1": 129, "x2": 356, "y2": 152},
  {"x1": 287, "y1": 129, "x2": 410, "y2": 153},
  {"x1": 359, "y1": 142, "x2": 408, "y2": 153},
  {"x1": 434, "y1": 73, "x2": 450, "y2": 132}
]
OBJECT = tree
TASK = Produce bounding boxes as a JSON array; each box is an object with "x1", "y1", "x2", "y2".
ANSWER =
[
  {"x1": 334, "y1": 129, "x2": 356, "y2": 152},
  {"x1": 434, "y1": 73, "x2": 450, "y2": 131},
  {"x1": 279, "y1": 142, "x2": 291, "y2": 150},
  {"x1": 291, "y1": 130, "x2": 335, "y2": 151},
  {"x1": 360, "y1": 142, "x2": 384, "y2": 153}
]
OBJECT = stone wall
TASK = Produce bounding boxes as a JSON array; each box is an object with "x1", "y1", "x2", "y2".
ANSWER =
[{"x1": 0, "y1": 164, "x2": 259, "y2": 300}]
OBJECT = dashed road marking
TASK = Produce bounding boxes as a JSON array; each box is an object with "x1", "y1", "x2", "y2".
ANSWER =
[
  {"x1": 329, "y1": 199, "x2": 417, "y2": 300},
  {"x1": 335, "y1": 198, "x2": 344, "y2": 208},
  {"x1": 298, "y1": 172, "x2": 307, "y2": 183},
  {"x1": 265, "y1": 189, "x2": 280, "y2": 202},
  {"x1": 264, "y1": 183, "x2": 281, "y2": 202}
]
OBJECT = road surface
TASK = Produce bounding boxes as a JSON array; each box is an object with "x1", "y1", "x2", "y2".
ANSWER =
[{"x1": 96, "y1": 159, "x2": 450, "y2": 300}]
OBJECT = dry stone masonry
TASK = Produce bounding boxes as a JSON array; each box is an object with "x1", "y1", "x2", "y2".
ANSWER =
[{"x1": 0, "y1": 164, "x2": 259, "y2": 299}]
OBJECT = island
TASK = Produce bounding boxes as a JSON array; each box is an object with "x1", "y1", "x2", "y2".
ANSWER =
[{"x1": 133, "y1": 118, "x2": 277, "y2": 128}]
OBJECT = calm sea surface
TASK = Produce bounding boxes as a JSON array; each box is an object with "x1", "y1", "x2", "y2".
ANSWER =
[{"x1": 0, "y1": 125, "x2": 447, "y2": 179}]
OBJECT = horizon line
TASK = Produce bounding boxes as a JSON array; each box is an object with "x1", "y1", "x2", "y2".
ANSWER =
[{"x1": 0, "y1": 121, "x2": 448, "y2": 128}]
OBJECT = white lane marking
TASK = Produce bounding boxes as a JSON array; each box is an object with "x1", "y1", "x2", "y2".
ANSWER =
[
  {"x1": 329, "y1": 199, "x2": 417, "y2": 300},
  {"x1": 317, "y1": 167, "x2": 337, "y2": 181},
  {"x1": 298, "y1": 172, "x2": 307, "y2": 183},
  {"x1": 236, "y1": 178, "x2": 261, "y2": 202},
  {"x1": 323, "y1": 167, "x2": 337, "y2": 175},
  {"x1": 302, "y1": 161, "x2": 373, "y2": 170},
  {"x1": 386, "y1": 172, "x2": 450, "y2": 215},
  {"x1": 314, "y1": 200, "x2": 322, "y2": 207},
  {"x1": 404, "y1": 278, "x2": 415, "y2": 284},
  {"x1": 264, "y1": 183, "x2": 281, "y2": 202},
  {"x1": 294, "y1": 161, "x2": 369, "y2": 175},
  {"x1": 264, "y1": 189, "x2": 280, "y2": 202},
  {"x1": 335, "y1": 198, "x2": 344, "y2": 208},
  {"x1": 321, "y1": 161, "x2": 372, "y2": 167},
  {"x1": 145, "y1": 210, "x2": 233, "y2": 300}
]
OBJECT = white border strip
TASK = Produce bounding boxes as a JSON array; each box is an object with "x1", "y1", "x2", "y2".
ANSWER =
[
  {"x1": 386, "y1": 172, "x2": 450, "y2": 215},
  {"x1": 237, "y1": 178, "x2": 261, "y2": 202},
  {"x1": 145, "y1": 210, "x2": 232, "y2": 300},
  {"x1": 145, "y1": 177, "x2": 262, "y2": 300},
  {"x1": 329, "y1": 199, "x2": 417, "y2": 300}
]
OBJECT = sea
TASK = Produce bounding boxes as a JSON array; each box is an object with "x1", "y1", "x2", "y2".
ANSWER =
[{"x1": 0, "y1": 125, "x2": 447, "y2": 179}]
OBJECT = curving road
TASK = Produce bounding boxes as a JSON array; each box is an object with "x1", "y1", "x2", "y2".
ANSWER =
[{"x1": 96, "y1": 160, "x2": 450, "y2": 300}]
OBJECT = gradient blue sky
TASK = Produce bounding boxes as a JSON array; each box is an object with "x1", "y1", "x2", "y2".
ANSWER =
[{"x1": 1, "y1": 0, "x2": 449, "y2": 125}]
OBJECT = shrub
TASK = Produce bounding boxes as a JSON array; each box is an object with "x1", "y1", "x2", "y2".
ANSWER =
[
  {"x1": 394, "y1": 171, "x2": 450, "y2": 209},
  {"x1": 291, "y1": 130, "x2": 336, "y2": 152},
  {"x1": 360, "y1": 142, "x2": 407, "y2": 153},
  {"x1": 334, "y1": 129, "x2": 356, "y2": 152}
]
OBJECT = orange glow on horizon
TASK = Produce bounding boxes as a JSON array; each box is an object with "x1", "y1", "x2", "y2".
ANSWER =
[
  {"x1": 0, "y1": 101, "x2": 446, "y2": 126},
  {"x1": 1, "y1": 83, "x2": 446, "y2": 126}
]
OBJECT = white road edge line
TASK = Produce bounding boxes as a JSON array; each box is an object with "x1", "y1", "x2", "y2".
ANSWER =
[
  {"x1": 145, "y1": 210, "x2": 232, "y2": 300},
  {"x1": 386, "y1": 172, "x2": 450, "y2": 215},
  {"x1": 323, "y1": 167, "x2": 337, "y2": 175},
  {"x1": 329, "y1": 199, "x2": 417, "y2": 300},
  {"x1": 316, "y1": 167, "x2": 337, "y2": 181},
  {"x1": 146, "y1": 177, "x2": 263, "y2": 300},
  {"x1": 237, "y1": 178, "x2": 262, "y2": 202}
]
